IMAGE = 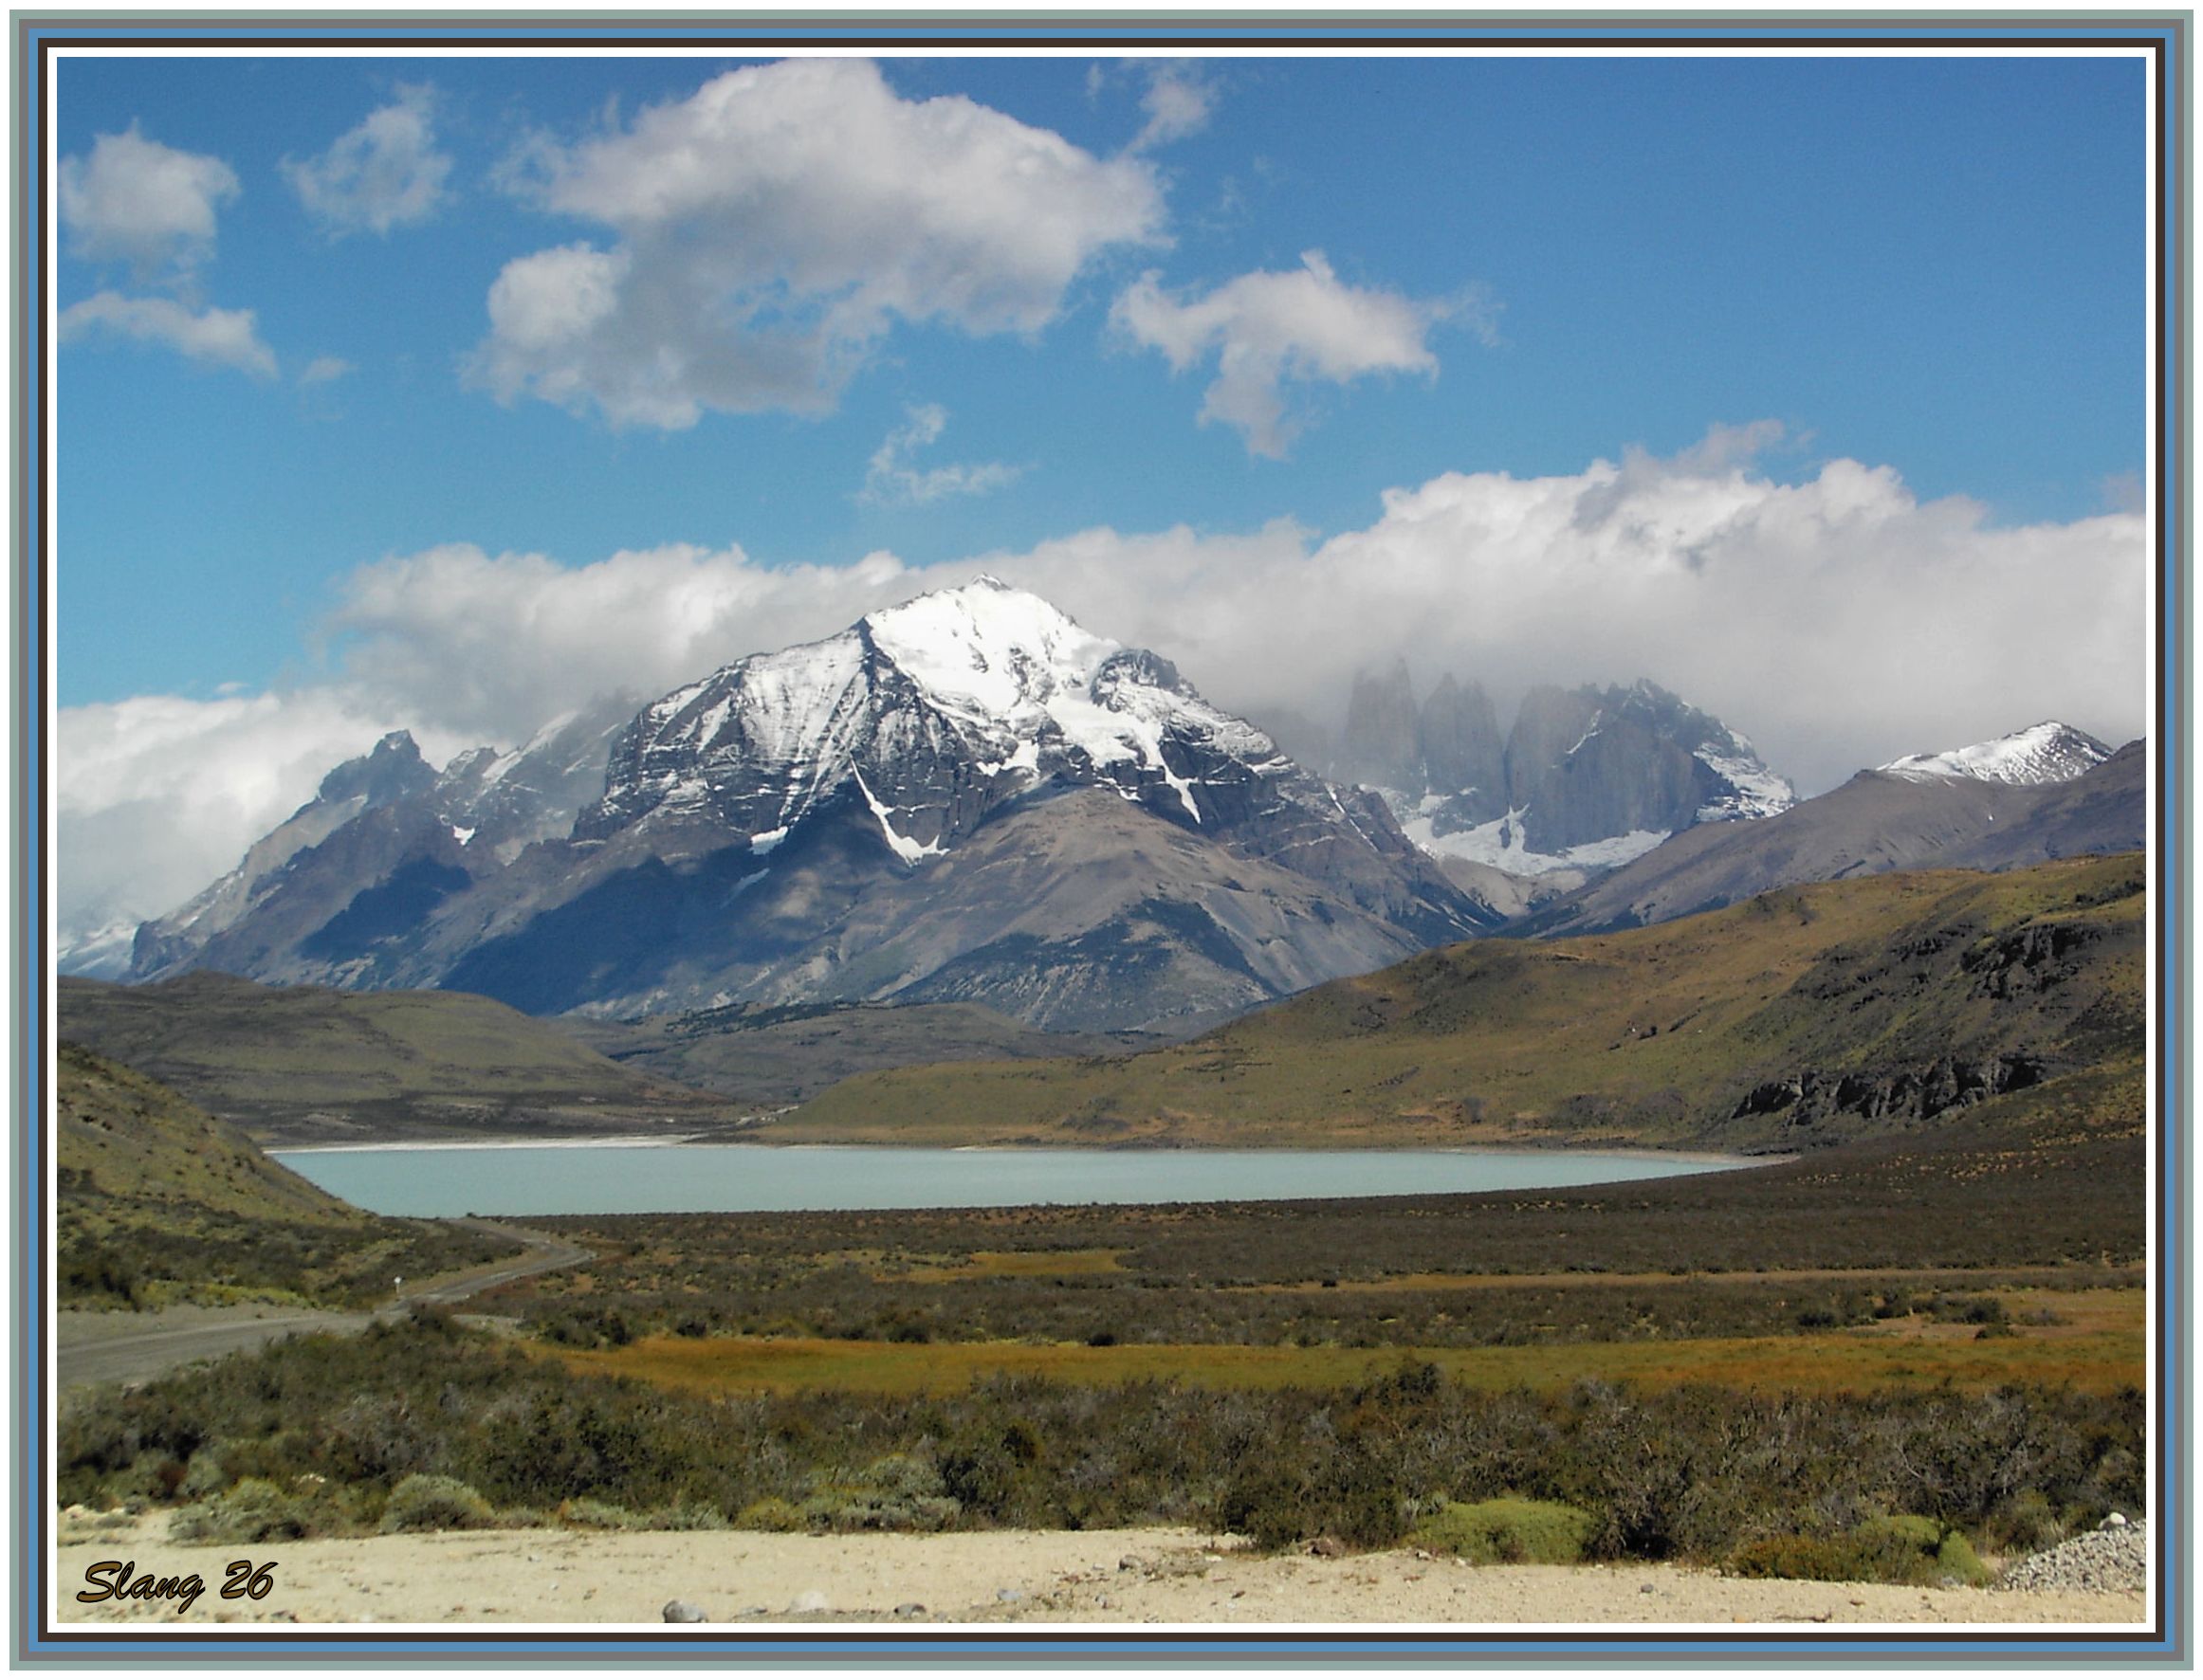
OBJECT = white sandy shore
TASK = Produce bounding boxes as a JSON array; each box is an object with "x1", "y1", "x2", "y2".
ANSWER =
[{"x1": 55, "y1": 1514, "x2": 2143, "y2": 1631}]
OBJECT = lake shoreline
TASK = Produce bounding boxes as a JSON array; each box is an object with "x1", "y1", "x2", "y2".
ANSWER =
[
  {"x1": 273, "y1": 1136, "x2": 1785, "y2": 1169},
  {"x1": 266, "y1": 1140, "x2": 1782, "y2": 1219}
]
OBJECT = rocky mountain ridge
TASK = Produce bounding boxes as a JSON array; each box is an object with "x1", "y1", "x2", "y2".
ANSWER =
[
  {"x1": 115, "y1": 580, "x2": 1495, "y2": 1032},
  {"x1": 1326, "y1": 663, "x2": 1794, "y2": 880},
  {"x1": 1521, "y1": 735, "x2": 2145, "y2": 939}
]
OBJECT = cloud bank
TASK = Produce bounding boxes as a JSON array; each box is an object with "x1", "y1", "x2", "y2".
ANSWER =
[
  {"x1": 472, "y1": 59, "x2": 1166, "y2": 428},
  {"x1": 57, "y1": 429, "x2": 2148, "y2": 947}
]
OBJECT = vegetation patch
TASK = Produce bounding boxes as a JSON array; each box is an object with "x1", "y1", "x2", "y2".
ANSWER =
[
  {"x1": 378, "y1": 1473, "x2": 495, "y2": 1534},
  {"x1": 59, "y1": 1317, "x2": 2142, "y2": 1561},
  {"x1": 1412, "y1": 1497, "x2": 1599, "y2": 1563},
  {"x1": 1728, "y1": 1514, "x2": 1989, "y2": 1586},
  {"x1": 56, "y1": 1045, "x2": 518, "y2": 1309},
  {"x1": 539, "y1": 1316, "x2": 2141, "y2": 1399}
]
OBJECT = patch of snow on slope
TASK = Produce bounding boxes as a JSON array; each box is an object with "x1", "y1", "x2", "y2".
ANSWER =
[
  {"x1": 1878, "y1": 721, "x2": 2111, "y2": 787},
  {"x1": 853, "y1": 770, "x2": 945, "y2": 865},
  {"x1": 1398, "y1": 803, "x2": 1670, "y2": 878}
]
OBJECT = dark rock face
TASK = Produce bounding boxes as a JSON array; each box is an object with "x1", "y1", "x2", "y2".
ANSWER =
[
  {"x1": 1730, "y1": 1054, "x2": 2051, "y2": 1128},
  {"x1": 131, "y1": 695, "x2": 637, "y2": 987},
  {"x1": 1341, "y1": 661, "x2": 1423, "y2": 794},
  {"x1": 125, "y1": 581, "x2": 1498, "y2": 1032},
  {"x1": 1331, "y1": 671, "x2": 1792, "y2": 863},
  {"x1": 1415, "y1": 675, "x2": 1506, "y2": 823}
]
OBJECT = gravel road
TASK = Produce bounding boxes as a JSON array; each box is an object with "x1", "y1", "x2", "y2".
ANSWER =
[{"x1": 53, "y1": 1221, "x2": 585, "y2": 1392}]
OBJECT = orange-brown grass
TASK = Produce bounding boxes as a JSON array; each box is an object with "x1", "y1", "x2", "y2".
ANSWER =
[
  {"x1": 541, "y1": 1317, "x2": 2142, "y2": 1399},
  {"x1": 1860, "y1": 1287, "x2": 2143, "y2": 1342},
  {"x1": 1229, "y1": 1268, "x2": 2144, "y2": 1296},
  {"x1": 885, "y1": 1248, "x2": 1129, "y2": 1283}
]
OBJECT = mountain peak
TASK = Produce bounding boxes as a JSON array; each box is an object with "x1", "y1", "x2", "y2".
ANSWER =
[{"x1": 1877, "y1": 721, "x2": 2112, "y2": 787}]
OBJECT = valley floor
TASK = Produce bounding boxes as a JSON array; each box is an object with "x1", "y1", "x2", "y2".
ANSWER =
[{"x1": 53, "y1": 1514, "x2": 2145, "y2": 1630}]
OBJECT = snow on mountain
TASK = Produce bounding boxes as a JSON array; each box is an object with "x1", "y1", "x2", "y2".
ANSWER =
[
  {"x1": 1877, "y1": 721, "x2": 2113, "y2": 787},
  {"x1": 581, "y1": 575, "x2": 1292, "y2": 854},
  {"x1": 1389, "y1": 793, "x2": 1670, "y2": 878}
]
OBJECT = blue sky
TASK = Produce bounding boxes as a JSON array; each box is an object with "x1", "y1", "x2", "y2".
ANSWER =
[
  {"x1": 53, "y1": 46, "x2": 2153, "y2": 940},
  {"x1": 58, "y1": 51, "x2": 2142, "y2": 707}
]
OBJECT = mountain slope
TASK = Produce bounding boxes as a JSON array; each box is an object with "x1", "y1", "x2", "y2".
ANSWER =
[
  {"x1": 56, "y1": 1044, "x2": 514, "y2": 1306},
  {"x1": 564, "y1": 998, "x2": 1156, "y2": 1109},
  {"x1": 1522, "y1": 736, "x2": 2144, "y2": 938},
  {"x1": 57, "y1": 973, "x2": 724, "y2": 1145},
  {"x1": 776, "y1": 852, "x2": 2145, "y2": 1152}
]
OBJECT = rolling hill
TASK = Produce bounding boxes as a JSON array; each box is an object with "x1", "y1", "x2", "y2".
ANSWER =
[
  {"x1": 777, "y1": 852, "x2": 2146, "y2": 1153},
  {"x1": 56, "y1": 1044, "x2": 515, "y2": 1307},
  {"x1": 57, "y1": 973, "x2": 727, "y2": 1145}
]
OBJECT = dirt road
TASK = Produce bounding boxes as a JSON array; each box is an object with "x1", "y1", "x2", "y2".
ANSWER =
[{"x1": 53, "y1": 1221, "x2": 586, "y2": 1392}]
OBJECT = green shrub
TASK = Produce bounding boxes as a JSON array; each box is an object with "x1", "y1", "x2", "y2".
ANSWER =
[
  {"x1": 1987, "y1": 1488, "x2": 2067, "y2": 1554},
  {"x1": 378, "y1": 1473, "x2": 494, "y2": 1534},
  {"x1": 1413, "y1": 1498, "x2": 1598, "y2": 1564},
  {"x1": 1729, "y1": 1514, "x2": 1988, "y2": 1586},
  {"x1": 170, "y1": 1478, "x2": 312, "y2": 1545},
  {"x1": 559, "y1": 1498, "x2": 645, "y2": 1530},
  {"x1": 645, "y1": 1500, "x2": 731, "y2": 1532},
  {"x1": 803, "y1": 1454, "x2": 961, "y2": 1533},
  {"x1": 735, "y1": 1496, "x2": 807, "y2": 1532}
]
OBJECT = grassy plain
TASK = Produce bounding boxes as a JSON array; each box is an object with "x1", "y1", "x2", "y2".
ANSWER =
[{"x1": 545, "y1": 1288, "x2": 2142, "y2": 1398}]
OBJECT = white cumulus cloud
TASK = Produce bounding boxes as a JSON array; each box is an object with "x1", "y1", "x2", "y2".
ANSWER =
[
  {"x1": 59, "y1": 123, "x2": 239, "y2": 279},
  {"x1": 1112, "y1": 251, "x2": 1465, "y2": 456},
  {"x1": 58, "y1": 292, "x2": 277, "y2": 378},
  {"x1": 471, "y1": 58, "x2": 1166, "y2": 429},
  {"x1": 977, "y1": 431, "x2": 2147, "y2": 797},
  {"x1": 55, "y1": 429, "x2": 2147, "y2": 952},
  {"x1": 284, "y1": 85, "x2": 453, "y2": 237},
  {"x1": 860, "y1": 404, "x2": 1022, "y2": 506}
]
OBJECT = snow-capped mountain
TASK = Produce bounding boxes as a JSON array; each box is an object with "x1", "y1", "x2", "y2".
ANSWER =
[
  {"x1": 1328, "y1": 667, "x2": 1794, "y2": 883},
  {"x1": 583, "y1": 576, "x2": 1287, "y2": 857},
  {"x1": 1525, "y1": 736, "x2": 2145, "y2": 940},
  {"x1": 1877, "y1": 721, "x2": 2113, "y2": 787},
  {"x1": 121, "y1": 580, "x2": 1494, "y2": 1032}
]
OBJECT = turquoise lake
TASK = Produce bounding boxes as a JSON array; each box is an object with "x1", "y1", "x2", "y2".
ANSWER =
[{"x1": 270, "y1": 1142, "x2": 1758, "y2": 1217}]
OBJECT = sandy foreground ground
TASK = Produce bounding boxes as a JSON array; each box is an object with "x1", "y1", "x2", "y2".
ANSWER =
[{"x1": 54, "y1": 1511, "x2": 2143, "y2": 1630}]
